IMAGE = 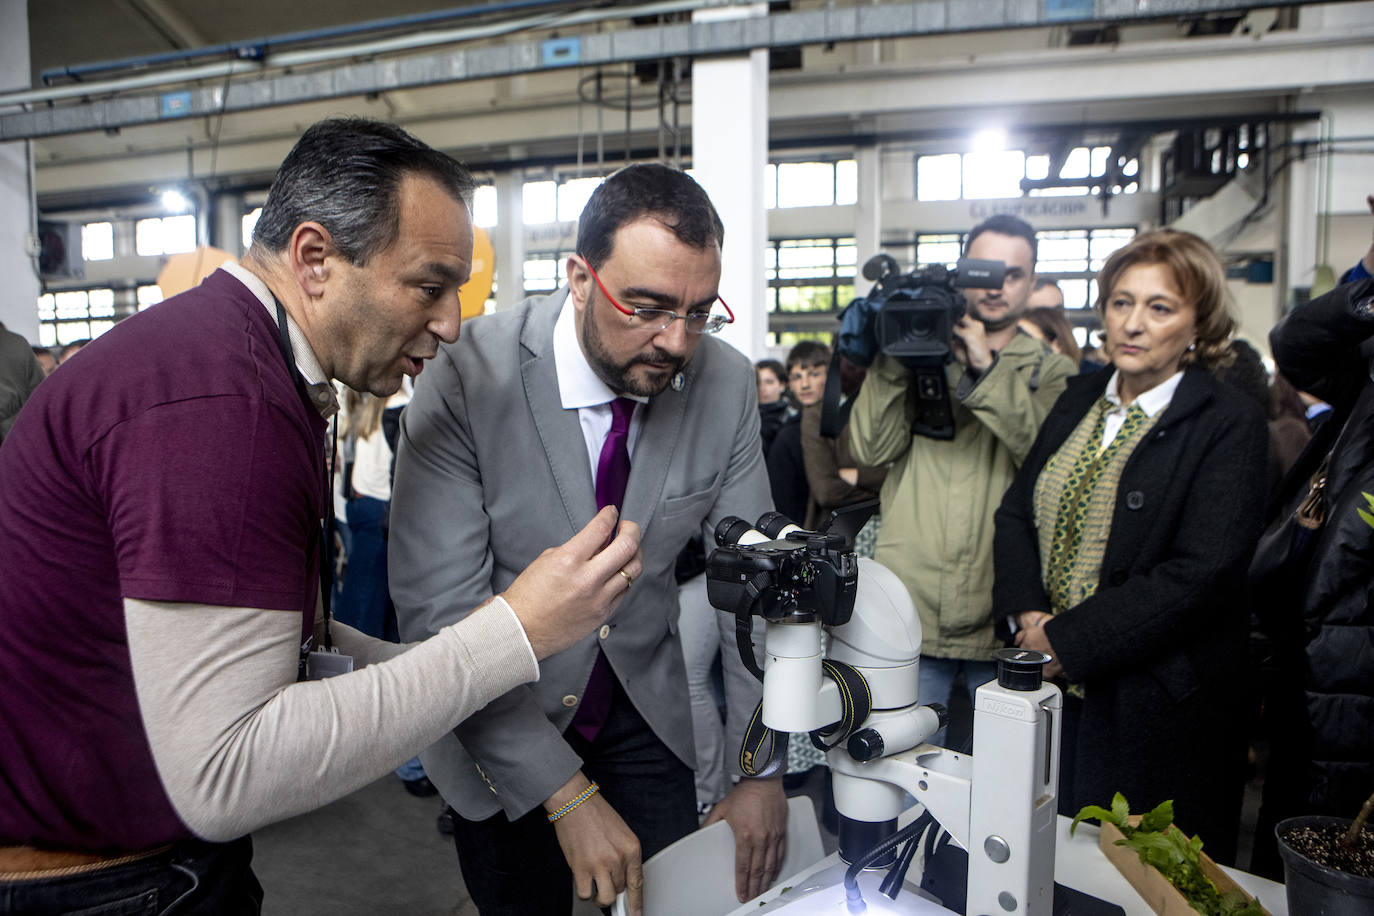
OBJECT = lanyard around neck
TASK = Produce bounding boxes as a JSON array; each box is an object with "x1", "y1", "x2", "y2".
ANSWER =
[{"x1": 272, "y1": 297, "x2": 335, "y2": 652}]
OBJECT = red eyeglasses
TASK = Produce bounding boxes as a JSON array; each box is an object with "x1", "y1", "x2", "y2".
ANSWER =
[{"x1": 580, "y1": 255, "x2": 735, "y2": 335}]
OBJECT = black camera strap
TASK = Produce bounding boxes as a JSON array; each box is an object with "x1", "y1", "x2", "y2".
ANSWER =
[
  {"x1": 739, "y1": 699, "x2": 789, "y2": 778},
  {"x1": 730, "y1": 571, "x2": 775, "y2": 682},
  {"x1": 738, "y1": 657, "x2": 872, "y2": 777},
  {"x1": 819, "y1": 348, "x2": 846, "y2": 439},
  {"x1": 809, "y1": 660, "x2": 873, "y2": 751}
]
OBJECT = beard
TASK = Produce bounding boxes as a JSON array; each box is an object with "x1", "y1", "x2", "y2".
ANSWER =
[
  {"x1": 968, "y1": 297, "x2": 1024, "y2": 333},
  {"x1": 580, "y1": 307, "x2": 685, "y2": 397}
]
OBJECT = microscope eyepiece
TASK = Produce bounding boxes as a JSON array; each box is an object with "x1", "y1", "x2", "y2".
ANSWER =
[
  {"x1": 714, "y1": 516, "x2": 756, "y2": 547},
  {"x1": 992, "y1": 647, "x2": 1053, "y2": 691}
]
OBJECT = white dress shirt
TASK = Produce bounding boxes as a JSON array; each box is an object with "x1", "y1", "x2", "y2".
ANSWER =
[
  {"x1": 552, "y1": 293, "x2": 648, "y2": 476},
  {"x1": 1100, "y1": 368, "x2": 1183, "y2": 450}
]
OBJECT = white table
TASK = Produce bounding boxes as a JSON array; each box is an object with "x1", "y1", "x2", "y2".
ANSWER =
[{"x1": 726, "y1": 815, "x2": 1287, "y2": 916}]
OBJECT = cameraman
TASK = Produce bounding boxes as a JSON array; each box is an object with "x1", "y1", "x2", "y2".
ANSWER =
[{"x1": 848, "y1": 214, "x2": 1075, "y2": 745}]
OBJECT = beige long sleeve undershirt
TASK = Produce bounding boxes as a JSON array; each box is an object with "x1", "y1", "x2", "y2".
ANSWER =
[{"x1": 124, "y1": 596, "x2": 536, "y2": 842}]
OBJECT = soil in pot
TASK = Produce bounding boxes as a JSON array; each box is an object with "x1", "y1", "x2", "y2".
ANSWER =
[{"x1": 1281, "y1": 823, "x2": 1374, "y2": 878}]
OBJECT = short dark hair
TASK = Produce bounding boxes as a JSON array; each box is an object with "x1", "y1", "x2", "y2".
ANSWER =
[
  {"x1": 251, "y1": 118, "x2": 475, "y2": 266},
  {"x1": 1032, "y1": 277, "x2": 1061, "y2": 292},
  {"x1": 786, "y1": 341, "x2": 830, "y2": 373},
  {"x1": 756, "y1": 359, "x2": 786, "y2": 385},
  {"x1": 966, "y1": 214, "x2": 1038, "y2": 266},
  {"x1": 576, "y1": 163, "x2": 724, "y2": 269}
]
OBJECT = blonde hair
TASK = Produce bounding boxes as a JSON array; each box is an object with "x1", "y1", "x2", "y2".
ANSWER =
[
  {"x1": 1094, "y1": 229, "x2": 1234, "y2": 370},
  {"x1": 343, "y1": 389, "x2": 387, "y2": 440}
]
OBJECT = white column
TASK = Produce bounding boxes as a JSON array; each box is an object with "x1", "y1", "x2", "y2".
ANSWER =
[
  {"x1": 494, "y1": 169, "x2": 526, "y2": 311},
  {"x1": 214, "y1": 192, "x2": 244, "y2": 255},
  {"x1": 691, "y1": 3, "x2": 768, "y2": 360},
  {"x1": 1285, "y1": 121, "x2": 1321, "y2": 299},
  {"x1": 853, "y1": 145, "x2": 882, "y2": 295},
  {"x1": 0, "y1": 0, "x2": 39, "y2": 340}
]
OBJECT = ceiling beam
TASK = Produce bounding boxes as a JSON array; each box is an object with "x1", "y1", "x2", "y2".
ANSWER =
[{"x1": 2, "y1": 0, "x2": 1342, "y2": 141}]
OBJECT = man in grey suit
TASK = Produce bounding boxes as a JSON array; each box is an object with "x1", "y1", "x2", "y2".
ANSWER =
[{"x1": 391, "y1": 164, "x2": 786, "y2": 915}]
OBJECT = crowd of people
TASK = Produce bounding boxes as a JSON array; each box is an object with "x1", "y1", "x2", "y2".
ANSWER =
[{"x1": 0, "y1": 117, "x2": 1370, "y2": 916}]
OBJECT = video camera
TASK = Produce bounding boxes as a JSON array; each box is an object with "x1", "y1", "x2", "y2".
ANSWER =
[
  {"x1": 834, "y1": 255, "x2": 1005, "y2": 441},
  {"x1": 839, "y1": 254, "x2": 1005, "y2": 368}
]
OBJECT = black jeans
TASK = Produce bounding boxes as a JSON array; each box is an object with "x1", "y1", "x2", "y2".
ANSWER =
[
  {"x1": 452, "y1": 679, "x2": 698, "y2": 915},
  {"x1": 0, "y1": 837, "x2": 262, "y2": 916}
]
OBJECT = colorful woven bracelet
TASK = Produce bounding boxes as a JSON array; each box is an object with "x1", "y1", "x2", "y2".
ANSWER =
[{"x1": 547, "y1": 781, "x2": 600, "y2": 822}]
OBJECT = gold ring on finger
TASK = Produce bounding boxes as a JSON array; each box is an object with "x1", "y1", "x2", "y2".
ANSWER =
[{"x1": 619, "y1": 569, "x2": 634, "y2": 589}]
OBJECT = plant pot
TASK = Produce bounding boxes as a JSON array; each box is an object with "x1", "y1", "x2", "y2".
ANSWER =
[
  {"x1": 1099, "y1": 820, "x2": 1271, "y2": 916},
  {"x1": 1276, "y1": 815, "x2": 1374, "y2": 916}
]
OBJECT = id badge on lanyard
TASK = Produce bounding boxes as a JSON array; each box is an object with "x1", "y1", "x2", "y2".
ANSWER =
[{"x1": 272, "y1": 298, "x2": 351, "y2": 680}]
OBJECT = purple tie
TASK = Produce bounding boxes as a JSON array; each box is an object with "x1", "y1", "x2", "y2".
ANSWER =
[{"x1": 571, "y1": 397, "x2": 636, "y2": 742}]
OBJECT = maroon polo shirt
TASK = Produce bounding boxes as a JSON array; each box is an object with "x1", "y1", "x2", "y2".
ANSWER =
[{"x1": 0, "y1": 270, "x2": 326, "y2": 852}]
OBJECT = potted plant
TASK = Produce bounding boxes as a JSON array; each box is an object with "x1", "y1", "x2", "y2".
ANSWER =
[
  {"x1": 1275, "y1": 789, "x2": 1374, "y2": 915},
  {"x1": 1071, "y1": 794, "x2": 1268, "y2": 915}
]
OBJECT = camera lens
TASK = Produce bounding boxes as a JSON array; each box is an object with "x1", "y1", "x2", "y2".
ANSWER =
[
  {"x1": 714, "y1": 516, "x2": 756, "y2": 547},
  {"x1": 755, "y1": 512, "x2": 798, "y2": 539}
]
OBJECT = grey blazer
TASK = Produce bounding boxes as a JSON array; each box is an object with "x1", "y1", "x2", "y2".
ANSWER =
[{"x1": 390, "y1": 288, "x2": 772, "y2": 820}]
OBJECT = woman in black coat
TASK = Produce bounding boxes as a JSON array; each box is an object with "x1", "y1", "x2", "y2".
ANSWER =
[{"x1": 993, "y1": 230, "x2": 1268, "y2": 865}]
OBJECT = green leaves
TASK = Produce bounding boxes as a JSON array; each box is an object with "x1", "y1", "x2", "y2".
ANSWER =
[
  {"x1": 1072, "y1": 795, "x2": 1261, "y2": 916},
  {"x1": 1359, "y1": 492, "x2": 1374, "y2": 530},
  {"x1": 1071, "y1": 791, "x2": 1133, "y2": 835},
  {"x1": 1140, "y1": 799, "x2": 1175, "y2": 833}
]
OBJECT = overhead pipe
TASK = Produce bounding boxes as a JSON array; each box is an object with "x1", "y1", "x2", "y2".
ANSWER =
[
  {"x1": 5, "y1": 0, "x2": 714, "y2": 109},
  {"x1": 39, "y1": 0, "x2": 586, "y2": 85}
]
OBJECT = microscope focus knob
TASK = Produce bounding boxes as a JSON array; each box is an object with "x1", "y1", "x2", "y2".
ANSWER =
[{"x1": 847, "y1": 728, "x2": 884, "y2": 762}]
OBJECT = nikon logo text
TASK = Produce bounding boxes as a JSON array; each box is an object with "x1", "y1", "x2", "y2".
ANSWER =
[{"x1": 980, "y1": 697, "x2": 1033, "y2": 721}]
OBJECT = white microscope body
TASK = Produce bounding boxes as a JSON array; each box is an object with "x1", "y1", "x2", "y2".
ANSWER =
[{"x1": 753, "y1": 551, "x2": 1062, "y2": 915}]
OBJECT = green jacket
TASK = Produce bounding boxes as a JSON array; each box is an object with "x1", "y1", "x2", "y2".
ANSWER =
[{"x1": 849, "y1": 335, "x2": 1074, "y2": 659}]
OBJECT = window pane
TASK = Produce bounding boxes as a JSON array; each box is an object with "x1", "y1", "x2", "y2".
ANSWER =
[
  {"x1": 772, "y1": 330, "x2": 830, "y2": 348},
  {"x1": 962, "y1": 150, "x2": 1025, "y2": 200},
  {"x1": 777, "y1": 240, "x2": 836, "y2": 280},
  {"x1": 242, "y1": 208, "x2": 262, "y2": 250},
  {"x1": 777, "y1": 163, "x2": 837, "y2": 208},
  {"x1": 56, "y1": 321, "x2": 90, "y2": 345},
  {"x1": 39, "y1": 323, "x2": 56, "y2": 347},
  {"x1": 37, "y1": 293, "x2": 55, "y2": 320},
  {"x1": 522, "y1": 181, "x2": 557, "y2": 225},
  {"x1": 87, "y1": 288, "x2": 115, "y2": 317},
  {"x1": 764, "y1": 164, "x2": 777, "y2": 210},
  {"x1": 90, "y1": 320, "x2": 115, "y2": 338},
  {"x1": 523, "y1": 255, "x2": 562, "y2": 293},
  {"x1": 1060, "y1": 278, "x2": 1091, "y2": 310},
  {"x1": 1060, "y1": 147, "x2": 1090, "y2": 180},
  {"x1": 917, "y1": 154, "x2": 961, "y2": 202},
  {"x1": 137, "y1": 285, "x2": 164, "y2": 310},
  {"x1": 1035, "y1": 231, "x2": 1089, "y2": 274},
  {"x1": 916, "y1": 234, "x2": 962, "y2": 267},
  {"x1": 775, "y1": 286, "x2": 841, "y2": 312},
  {"x1": 82, "y1": 222, "x2": 113, "y2": 261},
  {"x1": 1029, "y1": 186, "x2": 1090, "y2": 197},
  {"x1": 161, "y1": 215, "x2": 196, "y2": 255},
  {"x1": 558, "y1": 177, "x2": 601, "y2": 223},
  {"x1": 835, "y1": 160, "x2": 858, "y2": 206},
  {"x1": 55, "y1": 291, "x2": 89, "y2": 319},
  {"x1": 1025, "y1": 155, "x2": 1050, "y2": 181},
  {"x1": 473, "y1": 186, "x2": 498, "y2": 228},
  {"x1": 136, "y1": 218, "x2": 164, "y2": 257},
  {"x1": 1091, "y1": 146, "x2": 1111, "y2": 177},
  {"x1": 1089, "y1": 229, "x2": 1135, "y2": 270}
]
